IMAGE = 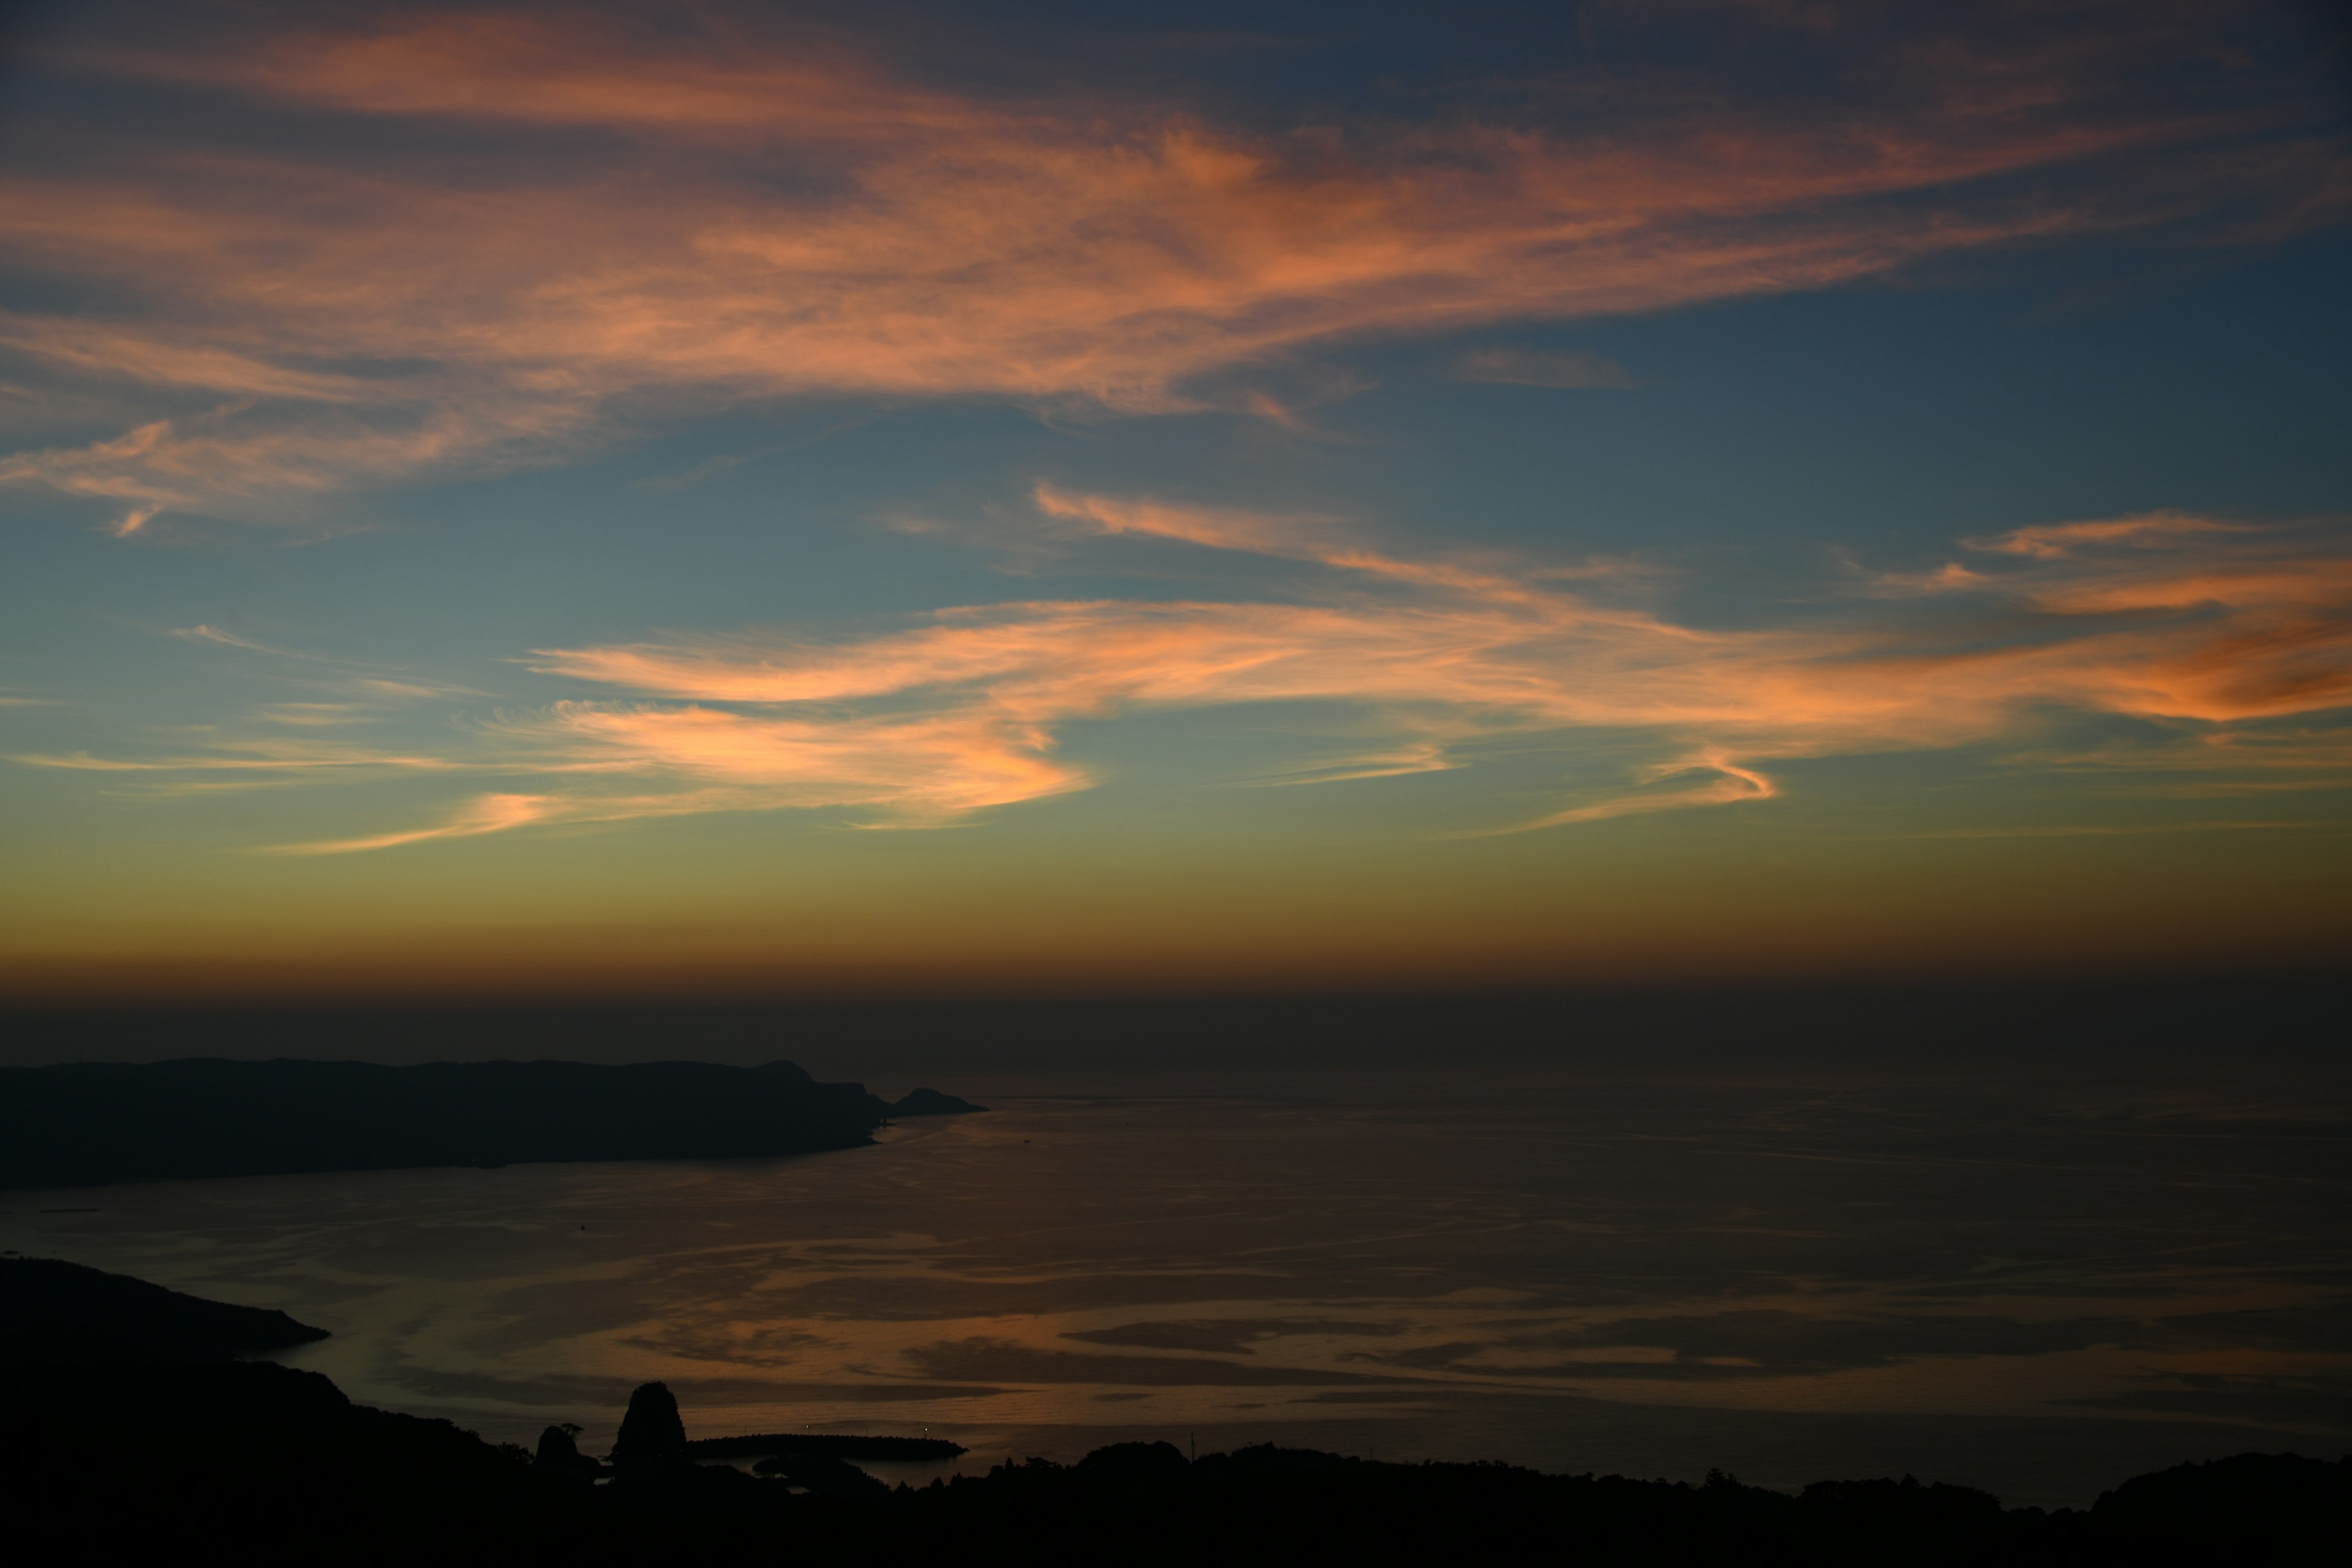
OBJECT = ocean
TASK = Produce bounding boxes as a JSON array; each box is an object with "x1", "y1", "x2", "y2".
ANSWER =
[{"x1": 6, "y1": 1051, "x2": 2347, "y2": 1508}]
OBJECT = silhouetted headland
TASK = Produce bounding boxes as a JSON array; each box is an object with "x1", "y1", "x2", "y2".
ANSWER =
[
  {"x1": 4, "y1": 1261, "x2": 2341, "y2": 1563},
  {"x1": 0, "y1": 1058, "x2": 986, "y2": 1188},
  {"x1": 0, "y1": 1256, "x2": 329, "y2": 1362}
]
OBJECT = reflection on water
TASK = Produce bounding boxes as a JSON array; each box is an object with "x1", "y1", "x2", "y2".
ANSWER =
[{"x1": 6, "y1": 1060, "x2": 2348, "y2": 1506}]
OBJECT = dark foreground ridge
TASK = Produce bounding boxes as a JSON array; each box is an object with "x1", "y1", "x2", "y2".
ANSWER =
[
  {"x1": 0, "y1": 1057, "x2": 986, "y2": 1188},
  {"x1": 0, "y1": 1267, "x2": 2340, "y2": 1566}
]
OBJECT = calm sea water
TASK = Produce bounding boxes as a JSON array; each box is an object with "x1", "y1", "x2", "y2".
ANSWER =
[{"x1": 7, "y1": 1057, "x2": 2348, "y2": 1507}]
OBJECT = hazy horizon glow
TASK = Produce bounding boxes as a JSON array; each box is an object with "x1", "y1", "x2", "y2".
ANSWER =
[{"x1": 1, "y1": 0, "x2": 2346, "y2": 1000}]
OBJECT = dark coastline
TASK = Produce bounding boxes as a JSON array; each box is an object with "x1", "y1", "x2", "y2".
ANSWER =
[
  {"x1": 0, "y1": 1256, "x2": 329, "y2": 1362},
  {"x1": 6, "y1": 1033, "x2": 2341, "y2": 1510},
  {"x1": 6, "y1": 1352, "x2": 2342, "y2": 1565},
  {"x1": 0, "y1": 1058, "x2": 983, "y2": 1189},
  {"x1": 0, "y1": 1261, "x2": 2341, "y2": 1563},
  {"x1": 3, "y1": 975, "x2": 2336, "y2": 1078}
]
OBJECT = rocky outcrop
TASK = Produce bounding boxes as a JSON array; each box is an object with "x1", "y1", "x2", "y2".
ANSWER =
[
  {"x1": 608, "y1": 1382, "x2": 688, "y2": 1473},
  {"x1": 534, "y1": 1423, "x2": 603, "y2": 1481}
]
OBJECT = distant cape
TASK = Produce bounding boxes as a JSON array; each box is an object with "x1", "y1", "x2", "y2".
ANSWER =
[
  {"x1": 0, "y1": 1058, "x2": 985, "y2": 1189},
  {"x1": 0, "y1": 1256, "x2": 329, "y2": 1363}
]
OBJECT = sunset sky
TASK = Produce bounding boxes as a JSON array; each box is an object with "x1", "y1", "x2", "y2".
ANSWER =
[{"x1": 2, "y1": 0, "x2": 2347, "y2": 998}]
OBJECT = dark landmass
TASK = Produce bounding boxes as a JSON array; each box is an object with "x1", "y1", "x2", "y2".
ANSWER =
[
  {"x1": 1, "y1": 1262, "x2": 2340, "y2": 1564},
  {"x1": 0, "y1": 1057, "x2": 983, "y2": 1189},
  {"x1": 5, "y1": 976, "x2": 2336, "y2": 1082},
  {"x1": 3, "y1": 1356, "x2": 2341, "y2": 1565},
  {"x1": 689, "y1": 1432, "x2": 967, "y2": 1460},
  {"x1": 0, "y1": 1256, "x2": 329, "y2": 1362},
  {"x1": 533, "y1": 1421, "x2": 603, "y2": 1482},
  {"x1": 752, "y1": 1450, "x2": 894, "y2": 1496}
]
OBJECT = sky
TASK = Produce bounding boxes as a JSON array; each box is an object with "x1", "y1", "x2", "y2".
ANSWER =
[{"x1": 1, "y1": 0, "x2": 2347, "y2": 1001}]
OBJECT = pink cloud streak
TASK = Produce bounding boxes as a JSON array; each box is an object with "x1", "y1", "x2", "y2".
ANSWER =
[
  {"x1": 2, "y1": 9, "x2": 2333, "y2": 526},
  {"x1": 232, "y1": 496, "x2": 2346, "y2": 852}
]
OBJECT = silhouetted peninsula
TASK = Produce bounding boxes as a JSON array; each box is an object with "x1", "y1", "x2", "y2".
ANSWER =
[
  {"x1": 0, "y1": 1057, "x2": 986, "y2": 1189},
  {"x1": 0, "y1": 1256, "x2": 329, "y2": 1363}
]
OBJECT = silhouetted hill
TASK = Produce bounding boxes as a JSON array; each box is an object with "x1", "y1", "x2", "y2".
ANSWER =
[
  {"x1": 4, "y1": 1356, "x2": 578, "y2": 1562},
  {"x1": 0, "y1": 1256, "x2": 329, "y2": 1362},
  {"x1": 5, "y1": 1355, "x2": 2343, "y2": 1562},
  {"x1": 2, "y1": 1265, "x2": 2339, "y2": 1564},
  {"x1": 0, "y1": 1057, "x2": 979, "y2": 1188},
  {"x1": 2092, "y1": 1451, "x2": 2348, "y2": 1557}
]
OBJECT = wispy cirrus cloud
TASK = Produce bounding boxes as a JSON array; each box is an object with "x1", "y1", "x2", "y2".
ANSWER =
[
  {"x1": 270, "y1": 792, "x2": 562, "y2": 856},
  {"x1": 1964, "y1": 510, "x2": 2252, "y2": 559},
  {"x1": 15, "y1": 736, "x2": 473, "y2": 774},
  {"x1": 145, "y1": 492, "x2": 2329, "y2": 853},
  {"x1": 1449, "y1": 751, "x2": 1778, "y2": 836},
  {"x1": 154, "y1": 622, "x2": 490, "y2": 706},
  {"x1": 1, "y1": 4, "x2": 2339, "y2": 529},
  {"x1": 168, "y1": 624, "x2": 292, "y2": 655},
  {"x1": 1030, "y1": 484, "x2": 1345, "y2": 559},
  {"x1": 0, "y1": 397, "x2": 589, "y2": 534}
]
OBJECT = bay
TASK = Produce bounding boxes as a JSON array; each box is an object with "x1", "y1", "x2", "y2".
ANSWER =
[{"x1": 6, "y1": 1056, "x2": 2347, "y2": 1507}]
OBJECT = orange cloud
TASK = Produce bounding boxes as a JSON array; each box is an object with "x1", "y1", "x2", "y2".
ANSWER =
[
  {"x1": 1856, "y1": 561, "x2": 1995, "y2": 596},
  {"x1": 16, "y1": 741, "x2": 469, "y2": 774},
  {"x1": 1475, "y1": 753, "x2": 1778, "y2": 834},
  {"x1": 0, "y1": 398, "x2": 584, "y2": 533},
  {"x1": 1, "y1": 10, "x2": 2332, "y2": 525},
  {"x1": 192, "y1": 499, "x2": 2335, "y2": 851},
  {"x1": 1966, "y1": 510, "x2": 2250, "y2": 559},
  {"x1": 497, "y1": 702, "x2": 1087, "y2": 813},
  {"x1": 1031, "y1": 484, "x2": 1341, "y2": 558},
  {"x1": 273, "y1": 792, "x2": 560, "y2": 856}
]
